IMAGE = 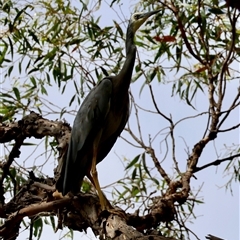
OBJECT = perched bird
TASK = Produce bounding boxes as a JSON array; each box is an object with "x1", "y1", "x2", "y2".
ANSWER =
[{"x1": 57, "y1": 10, "x2": 160, "y2": 210}]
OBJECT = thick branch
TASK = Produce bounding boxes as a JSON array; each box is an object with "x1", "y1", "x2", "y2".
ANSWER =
[
  {"x1": 0, "y1": 198, "x2": 70, "y2": 236},
  {"x1": 104, "y1": 214, "x2": 177, "y2": 240},
  {"x1": 0, "y1": 111, "x2": 71, "y2": 143},
  {"x1": 0, "y1": 171, "x2": 180, "y2": 240},
  {"x1": 0, "y1": 136, "x2": 24, "y2": 205},
  {"x1": 0, "y1": 111, "x2": 71, "y2": 200}
]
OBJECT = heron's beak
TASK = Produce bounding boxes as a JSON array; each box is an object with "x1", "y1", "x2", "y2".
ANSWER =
[
  {"x1": 139, "y1": 9, "x2": 160, "y2": 20},
  {"x1": 133, "y1": 9, "x2": 160, "y2": 33}
]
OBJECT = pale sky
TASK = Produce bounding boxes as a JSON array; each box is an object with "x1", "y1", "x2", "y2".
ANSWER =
[{"x1": 3, "y1": 0, "x2": 239, "y2": 239}]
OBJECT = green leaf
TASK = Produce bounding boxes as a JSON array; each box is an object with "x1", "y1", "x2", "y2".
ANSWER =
[
  {"x1": 149, "y1": 68, "x2": 157, "y2": 83},
  {"x1": 118, "y1": 188, "x2": 129, "y2": 199},
  {"x1": 50, "y1": 216, "x2": 55, "y2": 231},
  {"x1": 28, "y1": 68, "x2": 39, "y2": 75},
  {"x1": 13, "y1": 87, "x2": 20, "y2": 101},
  {"x1": 0, "y1": 42, "x2": 8, "y2": 66},
  {"x1": 13, "y1": 6, "x2": 30, "y2": 27},
  {"x1": 144, "y1": 34, "x2": 156, "y2": 44},
  {"x1": 132, "y1": 168, "x2": 137, "y2": 180},
  {"x1": 142, "y1": 153, "x2": 151, "y2": 178},
  {"x1": 41, "y1": 85, "x2": 48, "y2": 95},
  {"x1": 7, "y1": 65, "x2": 13, "y2": 76},
  {"x1": 28, "y1": 30, "x2": 40, "y2": 44},
  {"x1": 18, "y1": 60, "x2": 22, "y2": 74},
  {"x1": 208, "y1": 8, "x2": 225, "y2": 15},
  {"x1": 151, "y1": 177, "x2": 160, "y2": 185},
  {"x1": 113, "y1": 20, "x2": 123, "y2": 37},
  {"x1": 100, "y1": 66, "x2": 109, "y2": 76},
  {"x1": 110, "y1": 0, "x2": 120, "y2": 7},
  {"x1": 81, "y1": 181, "x2": 92, "y2": 193},
  {"x1": 125, "y1": 154, "x2": 140, "y2": 170},
  {"x1": 193, "y1": 199, "x2": 204, "y2": 204},
  {"x1": 132, "y1": 186, "x2": 140, "y2": 197},
  {"x1": 69, "y1": 94, "x2": 76, "y2": 107},
  {"x1": 30, "y1": 76, "x2": 37, "y2": 87},
  {"x1": 7, "y1": 37, "x2": 14, "y2": 59},
  {"x1": 65, "y1": 38, "x2": 82, "y2": 46},
  {"x1": 44, "y1": 47, "x2": 58, "y2": 61},
  {"x1": 33, "y1": 218, "x2": 43, "y2": 239}
]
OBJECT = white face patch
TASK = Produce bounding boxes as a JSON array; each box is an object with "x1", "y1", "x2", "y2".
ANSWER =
[
  {"x1": 131, "y1": 12, "x2": 143, "y2": 22},
  {"x1": 130, "y1": 10, "x2": 159, "y2": 33},
  {"x1": 130, "y1": 12, "x2": 148, "y2": 33}
]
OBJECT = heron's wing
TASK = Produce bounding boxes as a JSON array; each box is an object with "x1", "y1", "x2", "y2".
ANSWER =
[
  {"x1": 72, "y1": 77, "x2": 113, "y2": 155},
  {"x1": 61, "y1": 78, "x2": 113, "y2": 195},
  {"x1": 97, "y1": 97, "x2": 129, "y2": 163}
]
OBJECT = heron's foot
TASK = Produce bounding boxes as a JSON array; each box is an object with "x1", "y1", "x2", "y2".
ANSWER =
[
  {"x1": 100, "y1": 206, "x2": 127, "y2": 221},
  {"x1": 99, "y1": 194, "x2": 113, "y2": 211},
  {"x1": 99, "y1": 195, "x2": 126, "y2": 219},
  {"x1": 53, "y1": 190, "x2": 63, "y2": 199}
]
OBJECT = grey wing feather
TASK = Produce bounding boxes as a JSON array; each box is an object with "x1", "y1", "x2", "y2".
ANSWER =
[
  {"x1": 60, "y1": 78, "x2": 113, "y2": 195},
  {"x1": 98, "y1": 105, "x2": 129, "y2": 162}
]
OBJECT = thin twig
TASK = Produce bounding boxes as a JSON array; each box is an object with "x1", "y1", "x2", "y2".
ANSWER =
[
  {"x1": 218, "y1": 123, "x2": 240, "y2": 132},
  {"x1": 148, "y1": 84, "x2": 173, "y2": 123},
  {"x1": 162, "y1": 0, "x2": 204, "y2": 64},
  {"x1": 130, "y1": 92, "x2": 144, "y2": 143},
  {"x1": 194, "y1": 153, "x2": 240, "y2": 173},
  {"x1": 217, "y1": 88, "x2": 240, "y2": 130},
  {"x1": 145, "y1": 147, "x2": 171, "y2": 184}
]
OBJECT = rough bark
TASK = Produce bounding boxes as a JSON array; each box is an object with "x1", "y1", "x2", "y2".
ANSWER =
[
  {"x1": 0, "y1": 112, "x2": 178, "y2": 239},
  {"x1": 0, "y1": 112, "x2": 228, "y2": 239},
  {"x1": 0, "y1": 174, "x2": 177, "y2": 240}
]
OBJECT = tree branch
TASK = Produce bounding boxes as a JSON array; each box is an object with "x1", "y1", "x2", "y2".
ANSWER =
[
  {"x1": 194, "y1": 153, "x2": 240, "y2": 173},
  {"x1": 217, "y1": 88, "x2": 240, "y2": 130},
  {"x1": 0, "y1": 111, "x2": 71, "y2": 143},
  {"x1": 161, "y1": 0, "x2": 204, "y2": 64},
  {"x1": 0, "y1": 111, "x2": 71, "y2": 198},
  {"x1": 218, "y1": 123, "x2": 240, "y2": 132},
  {"x1": 0, "y1": 176, "x2": 179, "y2": 240},
  {"x1": 206, "y1": 234, "x2": 225, "y2": 240},
  {"x1": 0, "y1": 136, "x2": 24, "y2": 206}
]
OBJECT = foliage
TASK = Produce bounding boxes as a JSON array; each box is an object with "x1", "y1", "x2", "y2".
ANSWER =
[{"x1": 0, "y1": 0, "x2": 239, "y2": 239}]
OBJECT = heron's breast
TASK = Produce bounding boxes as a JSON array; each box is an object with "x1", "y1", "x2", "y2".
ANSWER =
[{"x1": 101, "y1": 107, "x2": 128, "y2": 140}]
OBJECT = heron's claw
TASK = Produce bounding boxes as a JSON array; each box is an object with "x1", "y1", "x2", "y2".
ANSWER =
[
  {"x1": 99, "y1": 207, "x2": 127, "y2": 223},
  {"x1": 52, "y1": 190, "x2": 63, "y2": 199},
  {"x1": 98, "y1": 192, "x2": 126, "y2": 219},
  {"x1": 53, "y1": 190, "x2": 73, "y2": 200}
]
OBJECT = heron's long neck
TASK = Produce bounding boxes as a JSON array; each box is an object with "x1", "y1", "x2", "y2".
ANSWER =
[{"x1": 116, "y1": 25, "x2": 136, "y2": 91}]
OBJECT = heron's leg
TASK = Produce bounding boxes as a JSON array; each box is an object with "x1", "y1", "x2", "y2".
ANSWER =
[
  {"x1": 87, "y1": 173, "x2": 112, "y2": 210},
  {"x1": 90, "y1": 152, "x2": 127, "y2": 219},
  {"x1": 90, "y1": 145, "x2": 112, "y2": 210}
]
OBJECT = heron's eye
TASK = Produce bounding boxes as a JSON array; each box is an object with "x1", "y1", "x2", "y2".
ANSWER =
[{"x1": 134, "y1": 14, "x2": 140, "y2": 20}]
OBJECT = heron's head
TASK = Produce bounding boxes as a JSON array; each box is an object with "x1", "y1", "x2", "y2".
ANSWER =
[{"x1": 130, "y1": 10, "x2": 160, "y2": 33}]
